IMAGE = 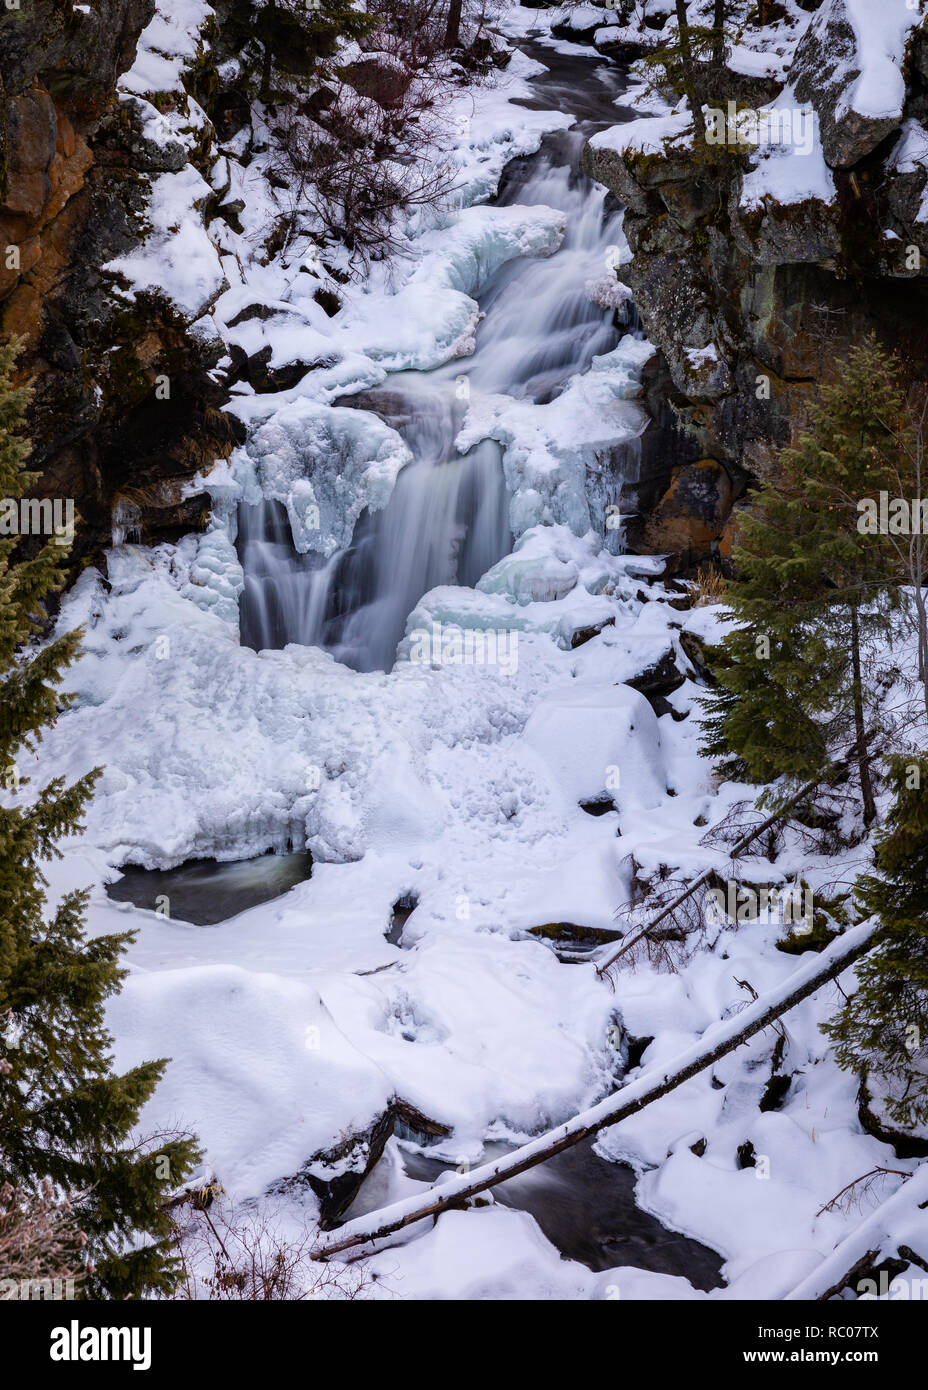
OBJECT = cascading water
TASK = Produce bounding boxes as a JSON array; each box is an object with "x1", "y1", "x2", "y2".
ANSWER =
[{"x1": 237, "y1": 44, "x2": 642, "y2": 673}]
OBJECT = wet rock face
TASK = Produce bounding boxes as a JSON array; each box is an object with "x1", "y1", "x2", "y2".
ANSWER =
[
  {"x1": 0, "y1": 0, "x2": 240, "y2": 569},
  {"x1": 642, "y1": 460, "x2": 735, "y2": 570},
  {"x1": 0, "y1": 0, "x2": 155, "y2": 97}
]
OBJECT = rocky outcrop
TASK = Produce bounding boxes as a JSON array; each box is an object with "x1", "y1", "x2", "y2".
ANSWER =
[
  {"x1": 642, "y1": 458, "x2": 737, "y2": 564},
  {"x1": 280, "y1": 1099, "x2": 453, "y2": 1227},
  {"x1": 582, "y1": 5, "x2": 928, "y2": 573},
  {"x1": 791, "y1": 0, "x2": 907, "y2": 170},
  {"x1": 0, "y1": 0, "x2": 241, "y2": 570}
]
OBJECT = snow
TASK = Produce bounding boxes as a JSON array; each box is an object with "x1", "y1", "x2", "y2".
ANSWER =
[
  {"x1": 21, "y1": 0, "x2": 928, "y2": 1303},
  {"x1": 40, "y1": 503, "x2": 923, "y2": 1298},
  {"x1": 455, "y1": 333, "x2": 653, "y2": 537},
  {"x1": 521, "y1": 683, "x2": 667, "y2": 809},
  {"x1": 228, "y1": 397, "x2": 413, "y2": 557},
  {"x1": 446, "y1": 56, "x2": 574, "y2": 206},
  {"x1": 684, "y1": 343, "x2": 719, "y2": 367},
  {"x1": 834, "y1": 0, "x2": 918, "y2": 123},
  {"x1": 890, "y1": 118, "x2": 928, "y2": 177},
  {"x1": 740, "y1": 91, "x2": 836, "y2": 210},
  {"x1": 588, "y1": 110, "x2": 694, "y2": 159},
  {"x1": 728, "y1": 43, "x2": 791, "y2": 83},
  {"x1": 889, "y1": 119, "x2": 928, "y2": 224},
  {"x1": 105, "y1": 166, "x2": 227, "y2": 320},
  {"x1": 107, "y1": 0, "x2": 228, "y2": 317},
  {"x1": 333, "y1": 203, "x2": 568, "y2": 372},
  {"x1": 314, "y1": 924, "x2": 880, "y2": 1264},
  {"x1": 120, "y1": 0, "x2": 216, "y2": 99}
]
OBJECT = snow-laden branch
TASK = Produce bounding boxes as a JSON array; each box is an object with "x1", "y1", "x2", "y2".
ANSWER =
[
  {"x1": 312, "y1": 922, "x2": 877, "y2": 1260},
  {"x1": 784, "y1": 1163, "x2": 928, "y2": 1301}
]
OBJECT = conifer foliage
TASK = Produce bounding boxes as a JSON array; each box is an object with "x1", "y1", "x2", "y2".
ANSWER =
[
  {"x1": 256, "y1": 0, "x2": 375, "y2": 100},
  {"x1": 700, "y1": 338, "x2": 906, "y2": 822},
  {"x1": 0, "y1": 339, "x2": 198, "y2": 1299},
  {"x1": 823, "y1": 756, "x2": 928, "y2": 1127}
]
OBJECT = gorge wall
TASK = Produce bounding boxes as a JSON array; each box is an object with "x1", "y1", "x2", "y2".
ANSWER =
[
  {"x1": 0, "y1": 0, "x2": 240, "y2": 568},
  {"x1": 6, "y1": 0, "x2": 928, "y2": 581},
  {"x1": 581, "y1": 0, "x2": 928, "y2": 571}
]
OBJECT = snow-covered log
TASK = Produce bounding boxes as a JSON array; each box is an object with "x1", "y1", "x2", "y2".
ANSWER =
[
  {"x1": 783, "y1": 1163, "x2": 928, "y2": 1301},
  {"x1": 313, "y1": 921, "x2": 877, "y2": 1259}
]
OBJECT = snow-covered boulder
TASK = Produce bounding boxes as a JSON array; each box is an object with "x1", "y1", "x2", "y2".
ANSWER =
[
  {"x1": 521, "y1": 683, "x2": 667, "y2": 811},
  {"x1": 791, "y1": 0, "x2": 919, "y2": 169}
]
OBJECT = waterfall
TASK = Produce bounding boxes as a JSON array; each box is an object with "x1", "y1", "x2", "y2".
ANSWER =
[{"x1": 238, "y1": 51, "x2": 644, "y2": 673}]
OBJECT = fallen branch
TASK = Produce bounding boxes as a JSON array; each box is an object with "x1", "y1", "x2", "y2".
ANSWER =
[
  {"x1": 313, "y1": 922, "x2": 876, "y2": 1260},
  {"x1": 596, "y1": 774, "x2": 823, "y2": 978},
  {"x1": 815, "y1": 1166, "x2": 912, "y2": 1218},
  {"x1": 784, "y1": 1162, "x2": 928, "y2": 1301},
  {"x1": 597, "y1": 732, "x2": 881, "y2": 980}
]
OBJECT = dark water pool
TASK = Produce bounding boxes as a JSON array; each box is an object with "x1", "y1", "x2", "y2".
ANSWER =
[
  {"x1": 105, "y1": 851, "x2": 313, "y2": 925},
  {"x1": 400, "y1": 1138, "x2": 725, "y2": 1290}
]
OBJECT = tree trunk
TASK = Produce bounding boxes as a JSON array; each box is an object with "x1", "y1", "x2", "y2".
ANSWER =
[
  {"x1": 675, "y1": 0, "x2": 707, "y2": 142},
  {"x1": 312, "y1": 922, "x2": 877, "y2": 1259},
  {"x1": 712, "y1": 0, "x2": 726, "y2": 71},
  {"x1": 850, "y1": 604, "x2": 877, "y2": 825},
  {"x1": 260, "y1": 0, "x2": 276, "y2": 104},
  {"x1": 444, "y1": 0, "x2": 463, "y2": 49}
]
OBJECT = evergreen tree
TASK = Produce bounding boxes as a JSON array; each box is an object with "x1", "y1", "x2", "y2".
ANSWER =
[
  {"x1": 640, "y1": 0, "x2": 732, "y2": 146},
  {"x1": 823, "y1": 755, "x2": 928, "y2": 1128},
  {"x1": 701, "y1": 338, "x2": 905, "y2": 822},
  {"x1": 0, "y1": 339, "x2": 198, "y2": 1299}
]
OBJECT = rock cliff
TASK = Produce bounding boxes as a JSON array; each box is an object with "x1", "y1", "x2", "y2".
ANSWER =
[
  {"x1": 582, "y1": 1, "x2": 928, "y2": 569},
  {"x1": 0, "y1": 0, "x2": 241, "y2": 568}
]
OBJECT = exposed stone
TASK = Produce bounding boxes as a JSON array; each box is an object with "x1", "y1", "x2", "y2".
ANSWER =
[
  {"x1": 0, "y1": 0, "x2": 244, "y2": 571},
  {"x1": 732, "y1": 183, "x2": 842, "y2": 268},
  {"x1": 856, "y1": 1077, "x2": 928, "y2": 1161},
  {"x1": 642, "y1": 459, "x2": 734, "y2": 566},
  {"x1": 679, "y1": 629, "x2": 715, "y2": 685},
  {"x1": 288, "y1": 1100, "x2": 453, "y2": 1227},
  {"x1": 528, "y1": 921, "x2": 623, "y2": 964},
  {"x1": 582, "y1": 14, "x2": 928, "y2": 576},
  {"x1": 569, "y1": 616, "x2": 615, "y2": 649},
  {"x1": 625, "y1": 647, "x2": 685, "y2": 698}
]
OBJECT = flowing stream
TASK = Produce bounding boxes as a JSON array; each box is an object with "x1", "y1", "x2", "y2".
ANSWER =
[{"x1": 237, "y1": 42, "x2": 642, "y2": 672}]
